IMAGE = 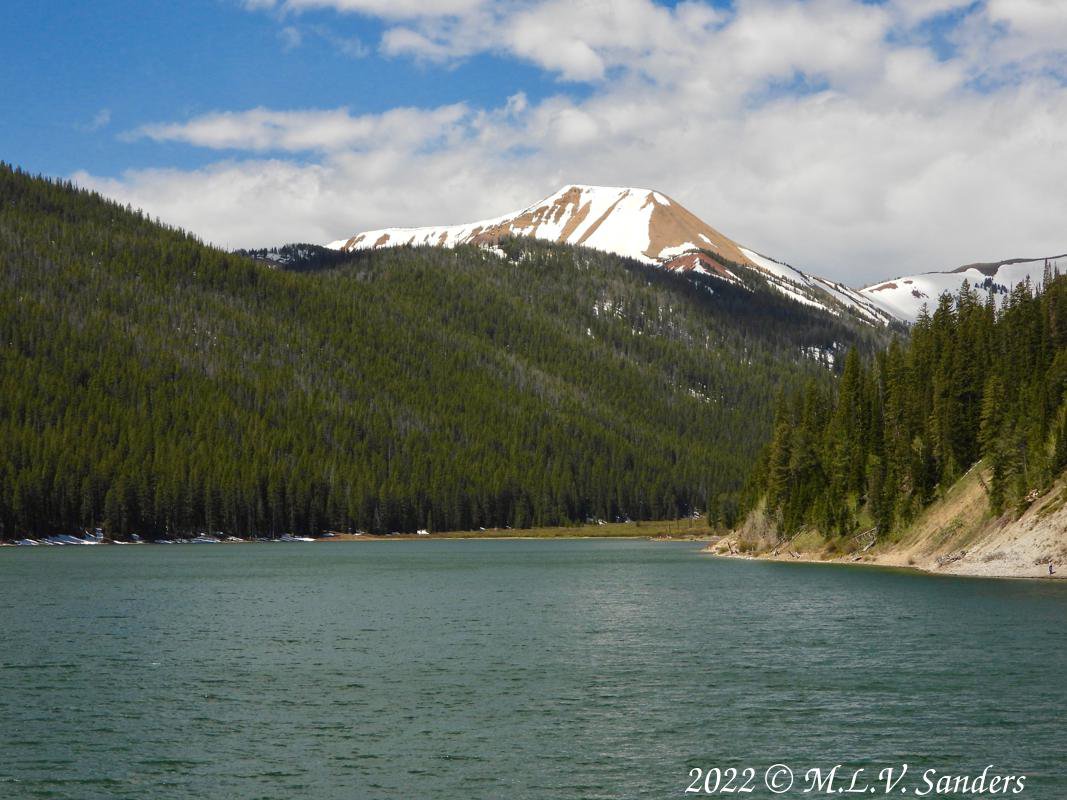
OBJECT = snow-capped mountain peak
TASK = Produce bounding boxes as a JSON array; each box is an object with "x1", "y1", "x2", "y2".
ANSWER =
[
  {"x1": 327, "y1": 185, "x2": 899, "y2": 326},
  {"x1": 328, "y1": 185, "x2": 749, "y2": 265}
]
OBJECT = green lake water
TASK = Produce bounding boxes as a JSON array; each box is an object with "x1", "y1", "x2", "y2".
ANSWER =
[{"x1": 1, "y1": 539, "x2": 1065, "y2": 799}]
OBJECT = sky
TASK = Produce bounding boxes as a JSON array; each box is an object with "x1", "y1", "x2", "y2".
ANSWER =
[{"x1": 4, "y1": 0, "x2": 1067, "y2": 284}]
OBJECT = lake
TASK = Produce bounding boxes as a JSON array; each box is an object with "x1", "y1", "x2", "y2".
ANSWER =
[{"x1": 1, "y1": 540, "x2": 1065, "y2": 799}]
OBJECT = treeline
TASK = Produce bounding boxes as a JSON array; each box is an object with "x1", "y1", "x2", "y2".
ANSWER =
[
  {"x1": 747, "y1": 269, "x2": 1067, "y2": 537},
  {"x1": 0, "y1": 164, "x2": 881, "y2": 539}
]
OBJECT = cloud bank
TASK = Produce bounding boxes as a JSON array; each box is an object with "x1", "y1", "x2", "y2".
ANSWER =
[{"x1": 77, "y1": 0, "x2": 1067, "y2": 284}]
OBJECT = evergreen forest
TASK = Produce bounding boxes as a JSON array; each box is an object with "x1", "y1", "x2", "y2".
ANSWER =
[
  {"x1": 0, "y1": 164, "x2": 884, "y2": 539},
  {"x1": 748, "y1": 269, "x2": 1067, "y2": 538}
]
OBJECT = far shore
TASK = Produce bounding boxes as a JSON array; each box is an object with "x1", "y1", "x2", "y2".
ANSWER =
[
  {"x1": 0, "y1": 519, "x2": 717, "y2": 547},
  {"x1": 325, "y1": 519, "x2": 713, "y2": 541}
]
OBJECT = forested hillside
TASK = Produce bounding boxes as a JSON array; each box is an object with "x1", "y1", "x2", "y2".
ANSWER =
[
  {"x1": 0, "y1": 164, "x2": 883, "y2": 539},
  {"x1": 747, "y1": 270, "x2": 1067, "y2": 539}
]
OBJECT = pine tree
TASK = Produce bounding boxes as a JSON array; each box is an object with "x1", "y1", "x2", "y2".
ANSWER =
[{"x1": 750, "y1": 267, "x2": 1067, "y2": 538}]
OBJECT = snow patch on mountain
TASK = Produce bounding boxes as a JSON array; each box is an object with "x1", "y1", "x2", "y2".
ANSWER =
[
  {"x1": 739, "y1": 248, "x2": 897, "y2": 325},
  {"x1": 861, "y1": 255, "x2": 1067, "y2": 323}
]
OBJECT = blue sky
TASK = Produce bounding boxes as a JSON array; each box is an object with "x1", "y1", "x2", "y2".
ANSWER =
[
  {"x1": 5, "y1": 0, "x2": 575, "y2": 175},
  {"x1": 5, "y1": 0, "x2": 1066, "y2": 283}
]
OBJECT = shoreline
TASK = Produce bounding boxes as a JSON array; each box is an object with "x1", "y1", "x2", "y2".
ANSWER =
[
  {"x1": 5, "y1": 528, "x2": 1059, "y2": 582},
  {"x1": 0, "y1": 534, "x2": 711, "y2": 549},
  {"x1": 707, "y1": 466, "x2": 1067, "y2": 582},
  {"x1": 704, "y1": 546, "x2": 1062, "y2": 584},
  {"x1": 0, "y1": 520, "x2": 715, "y2": 547}
]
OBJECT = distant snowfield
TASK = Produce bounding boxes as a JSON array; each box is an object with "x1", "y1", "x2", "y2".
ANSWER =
[
  {"x1": 861, "y1": 256, "x2": 1067, "y2": 323},
  {"x1": 327, "y1": 185, "x2": 1064, "y2": 328}
]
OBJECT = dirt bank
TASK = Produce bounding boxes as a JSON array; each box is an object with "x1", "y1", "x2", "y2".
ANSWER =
[{"x1": 706, "y1": 467, "x2": 1067, "y2": 580}]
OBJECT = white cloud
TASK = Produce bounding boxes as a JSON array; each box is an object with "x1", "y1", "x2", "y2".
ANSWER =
[
  {"x1": 936, "y1": 0, "x2": 1067, "y2": 88},
  {"x1": 77, "y1": 0, "x2": 1067, "y2": 284},
  {"x1": 247, "y1": 0, "x2": 486, "y2": 19},
  {"x1": 986, "y1": 0, "x2": 1067, "y2": 36},
  {"x1": 275, "y1": 23, "x2": 369, "y2": 57},
  {"x1": 279, "y1": 25, "x2": 302, "y2": 50},
  {"x1": 380, "y1": 27, "x2": 460, "y2": 61},
  {"x1": 886, "y1": 0, "x2": 974, "y2": 26},
  {"x1": 78, "y1": 108, "x2": 111, "y2": 132},
  {"x1": 380, "y1": 0, "x2": 725, "y2": 82},
  {"x1": 124, "y1": 105, "x2": 469, "y2": 153}
]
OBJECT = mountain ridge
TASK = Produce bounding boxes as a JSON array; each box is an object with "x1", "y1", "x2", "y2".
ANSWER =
[
  {"x1": 328, "y1": 184, "x2": 901, "y2": 327},
  {"x1": 860, "y1": 254, "x2": 1067, "y2": 322},
  {"x1": 329, "y1": 184, "x2": 1065, "y2": 328}
]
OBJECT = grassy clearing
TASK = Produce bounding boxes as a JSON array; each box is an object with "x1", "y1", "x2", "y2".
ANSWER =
[{"x1": 325, "y1": 519, "x2": 711, "y2": 541}]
